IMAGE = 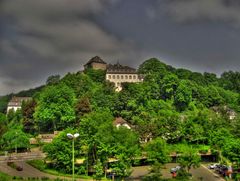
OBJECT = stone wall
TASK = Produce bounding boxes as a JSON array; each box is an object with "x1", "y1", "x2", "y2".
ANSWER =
[{"x1": 91, "y1": 62, "x2": 107, "y2": 70}]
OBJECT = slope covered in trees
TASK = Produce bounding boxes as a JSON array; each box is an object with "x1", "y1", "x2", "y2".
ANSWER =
[{"x1": 0, "y1": 58, "x2": 240, "y2": 180}]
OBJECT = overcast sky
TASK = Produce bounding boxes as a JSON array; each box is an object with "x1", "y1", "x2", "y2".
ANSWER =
[{"x1": 1, "y1": 0, "x2": 240, "y2": 95}]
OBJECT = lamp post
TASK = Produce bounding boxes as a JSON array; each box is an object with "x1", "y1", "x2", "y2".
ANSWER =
[
  {"x1": 15, "y1": 131, "x2": 18, "y2": 153},
  {"x1": 67, "y1": 133, "x2": 79, "y2": 181}
]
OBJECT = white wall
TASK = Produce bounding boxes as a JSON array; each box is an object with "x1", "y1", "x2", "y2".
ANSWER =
[{"x1": 106, "y1": 73, "x2": 143, "y2": 91}]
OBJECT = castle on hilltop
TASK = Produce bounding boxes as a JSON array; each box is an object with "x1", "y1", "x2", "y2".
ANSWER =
[{"x1": 84, "y1": 56, "x2": 144, "y2": 91}]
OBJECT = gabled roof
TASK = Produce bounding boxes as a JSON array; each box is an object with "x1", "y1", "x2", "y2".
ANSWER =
[
  {"x1": 107, "y1": 63, "x2": 137, "y2": 74},
  {"x1": 113, "y1": 117, "x2": 132, "y2": 129},
  {"x1": 84, "y1": 56, "x2": 107, "y2": 66}
]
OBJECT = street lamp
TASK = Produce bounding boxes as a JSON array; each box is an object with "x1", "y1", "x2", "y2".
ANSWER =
[
  {"x1": 15, "y1": 131, "x2": 18, "y2": 153},
  {"x1": 67, "y1": 133, "x2": 79, "y2": 181}
]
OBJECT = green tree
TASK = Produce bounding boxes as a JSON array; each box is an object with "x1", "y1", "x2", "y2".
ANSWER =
[
  {"x1": 161, "y1": 74, "x2": 179, "y2": 100},
  {"x1": 109, "y1": 127, "x2": 140, "y2": 179},
  {"x1": 174, "y1": 80, "x2": 192, "y2": 111},
  {"x1": 205, "y1": 86, "x2": 223, "y2": 107},
  {"x1": 93, "y1": 159, "x2": 104, "y2": 180},
  {"x1": 183, "y1": 120, "x2": 204, "y2": 144},
  {"x1": 75, "y1": 96, "x2": 91, "y2": 123},
  {"x1": 203, "y1": 72, "x2": 218, "y2": 85},
  {"x1": 84, "y1": 68, "x2": 106, "y2": 83},
  {"x1": 0, "y1": 113, "x2": 7, "y2": 138},
  {"x1": 1, "y1": 128, "x2": 29, "y2": 152},
  {"x1": 79, "y1": 110, "x2": 139, "y2": 179},
  {"x1": 22, "y1": 99, "x2": 37, "y2": 134},
  {"x1": 34, "y1": 83, "x2": 76, "y2": 131},
  {"x1": 222, "y1": 138, "x2": 240, "y2": 166},
  {"x1": 178, "y1": 147, "x2": 201, "y2": 173},
  {"x1": 175, "y1": 68, "x2": 192, "y2": 80},
  {"x1": 145, "y1": 138, "x2": 170, "y2": 165},
  {"x1": 220, "y1": 71, "x2": 240, "y2": 92},
  {"x1": 138, "y1": 58, "x2": 167, "y2": 76},
  {"x1": 43, "y1": 128, "x2": 80, "y2": 173},
  {"x1": 46, "y1": 75, "x2": 60, "y2": 85}
]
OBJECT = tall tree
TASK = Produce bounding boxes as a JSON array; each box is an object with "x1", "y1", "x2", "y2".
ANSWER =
[
  {"x1": 161, "y1": 74, "x2": 179, "y2": 100},
  {"x1": 174, "y1": 80, "x2": 192, "y2": 111},
  {"x1": 144, "y1": 138, "x2": 170, "y2": 165},
  {"x1": 178, "y1": 147, "x2": 201, "y2": 173},
  {"x1": 22, "y1": 99, "x2": 37, "y2": 134},
  {"x1": 75, "y1": 96, "x2": 91, "y2": 123},
  {"x1": 46, "y1": 75, "x2": 60, "y2": 85},
  {"x1": 34, "y1": 83, "x2": 76, "y2": 131}
]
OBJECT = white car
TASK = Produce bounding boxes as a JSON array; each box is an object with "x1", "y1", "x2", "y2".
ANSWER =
[
  {"x1": 208, "y1": 163, "x2": 219, "y2": 169},
  {"x1": 170, "y1": 166, "x2": 181, "y2": 173}
]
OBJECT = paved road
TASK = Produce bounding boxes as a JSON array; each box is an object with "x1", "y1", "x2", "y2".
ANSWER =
[
  {"x1": 191, "y1": 164, "x2": 225, "y2": 181},
  {"x1": 0, "y1": 155, "x2": 224, "y2": 181},
  {"x1": 0, "y1": 161, "x2": 86, "y2": 181},
  {"x1": 129, "y1": 163, "x2": 224, "y2": 181}
]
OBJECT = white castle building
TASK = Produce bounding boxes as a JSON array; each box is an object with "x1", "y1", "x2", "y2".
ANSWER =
[{"x1": 84, "y1": 56, "x2": 144, "y2": 91}]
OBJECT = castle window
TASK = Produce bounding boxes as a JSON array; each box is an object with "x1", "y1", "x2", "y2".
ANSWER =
[
  {"x1": 117, "y1": 75, "x2": 120, "y2": 79},
  {"x1": 125, "y1": 75, "x2": 128, "y2": 79},
  {"x1": 129, "y1": 75, "x2": 132, "y2": 79},
  {"x1": 108, "y1": 75, "x2": 111, "y2": 79},
  {"x1": 133, "y1": 75, "x2": 136, "y2": 79},
  {"x1": 113, "y1": 75, "x2": 115, "y2": 79},
  {"x1": 121, "y1": 75, "x2": 124, "y2": 79}
]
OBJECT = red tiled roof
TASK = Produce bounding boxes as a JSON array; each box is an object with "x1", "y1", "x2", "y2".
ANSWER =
[{"x1": 113, "y1": 117, "x2": 128, "y2": 126}]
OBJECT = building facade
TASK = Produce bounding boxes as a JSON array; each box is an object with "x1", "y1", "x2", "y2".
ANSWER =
[
  {"x1": 84, "y1": 56, "x2": 107, "y2": 70},
  {"x1": 7, "y1": 96, "x2": 32, "y2": 113},
  {"x1": 84, "y1": 56, "x2": 143, "y2": 91},
  {"x1": 84, "y1": 56, "x2": 143, "y2": 92},
  {"x1": 106, "y1": 63, "x2": 143, "y2": 91}
]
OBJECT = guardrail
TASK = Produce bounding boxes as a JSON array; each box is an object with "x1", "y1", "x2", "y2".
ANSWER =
[{"x1": 0, "y1": 152, "x2": 46, "y2": 163}]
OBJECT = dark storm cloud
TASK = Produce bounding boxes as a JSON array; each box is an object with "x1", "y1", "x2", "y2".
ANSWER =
[
  {"x1": 164, "y1": 0, "x2": 240, "y2": 26},
  {"x1": 1, "y1": 0, "x2": 240, "y2": 95},
  {"x1": 97, "y1": 0, "x2": 240, "y2": 75},
  {"x1": 0, "y1": 0, "x2": 139, "y2": 95}
]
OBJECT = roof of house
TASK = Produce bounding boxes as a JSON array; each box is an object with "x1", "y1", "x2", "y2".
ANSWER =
[
  {"x1": 8, "y1": 96, "x2": 32, "y2": 107},
  {"x1": 84, "y1": 56, "x2": 107, "y2": 66},
  {"x1": 113, "y1": 117, "x2": 128, "y2": 126},
  {"x1": 107, "y1": 63, "x2": 137, "y2": 74}
]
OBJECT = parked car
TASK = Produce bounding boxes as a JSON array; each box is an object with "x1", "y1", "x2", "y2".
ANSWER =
[
  {"x1": 170, "y1": 166, "x2": 181, "y2": 173},
  {"x1": 214, "y1": 164, "x2": 222, "y2": 172},
  {"x1": 208, "y1": 163, "x2": 219, "y2": 169}
]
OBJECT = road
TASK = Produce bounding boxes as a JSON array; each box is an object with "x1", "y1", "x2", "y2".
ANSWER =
[
  {"x1": 0, "y1": 161, "x2": 54, "y2": 178},
  {"x1": 191, "y1": 164, "x2": 225, "y2": 181},
  {"x1": 0, "y1": 161, "x2": 86, "y2": 181},
  {"x1": 129, "y1": 163, "x2": 224, "y2": 181},
  {"x1": 0, "y1": 152, "x2": 224, "y2": 181}
]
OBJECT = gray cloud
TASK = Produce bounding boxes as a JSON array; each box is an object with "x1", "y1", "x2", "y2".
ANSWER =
[
  {"x1": 1, "y1": 0, "x2": 240, "y2": 95},
  {"x1": 0, "y1": 0, "x2": 139, "y2": 95},
  {"x1": 164, "y1": 0, "x2": 240, "y2": 26}
]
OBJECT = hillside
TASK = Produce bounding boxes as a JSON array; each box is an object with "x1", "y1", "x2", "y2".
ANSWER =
[
  {"x1": 0, "y1": 85, "x2": 44, "y2": 113},
  {"x1": 0, "y1": 57, "x2": 239, "y2": 179}
]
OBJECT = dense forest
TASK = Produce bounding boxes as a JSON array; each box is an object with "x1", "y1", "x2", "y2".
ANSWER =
[{"x1": 0, "y1": 58, "x2": 240, "y2": 180}]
